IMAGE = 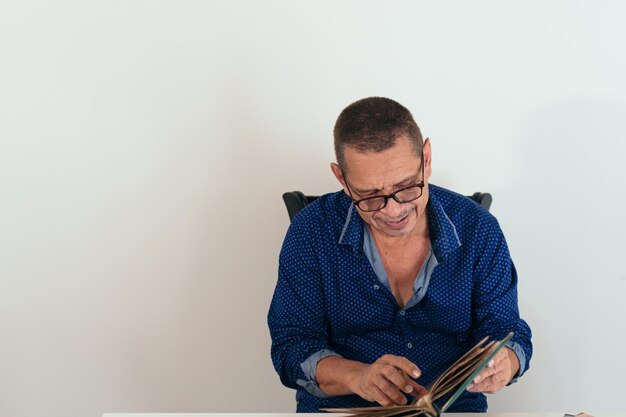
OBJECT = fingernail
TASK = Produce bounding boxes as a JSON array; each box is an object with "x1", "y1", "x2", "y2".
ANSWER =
[
  {"x1": 488, "y1": 359, "x2": 495, "y2": 367},
  {"x1": 413, "y1": 370, "x2": 420, "y2": 378},
  {"x1": 400, "y1": 397, "x2": 407, "y2": 405},
  {"x1": 474, "y1": 375, "x2": 481, "y2": 383},
  {"x1": 467, "y1": 383, "x2": 474, "y2": 390},
  {"x1": 405, "y1": 385, "x2": 413, "y2": 392}
]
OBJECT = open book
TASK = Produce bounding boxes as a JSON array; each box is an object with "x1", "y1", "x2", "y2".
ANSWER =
[{"x1": 324, "y1": 332, "x2": 514, "y2": 417}]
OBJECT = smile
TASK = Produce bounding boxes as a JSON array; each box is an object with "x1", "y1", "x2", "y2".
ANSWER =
[{"x1": 381, "y1": 212, "x2": 411, "y2": 229}]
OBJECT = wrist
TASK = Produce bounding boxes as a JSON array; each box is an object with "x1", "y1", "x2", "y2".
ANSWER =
[
  {"x1": 345, "y1": 362, "x2": 367, "y2": 394},
  {"x1": 507, "y1": 347, "x2": 520, "y2": 378},
  {"x1": 317, "y1": 356, "x2": 366, "y2": 396}
]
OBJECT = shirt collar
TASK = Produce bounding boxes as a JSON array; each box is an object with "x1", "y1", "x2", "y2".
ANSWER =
[
  {"x1": 338, "y1": 201, "x2": 362, "y2": 255},
  {"x1": 337, "y1": 184, "x2": 461, "y2": 261},
  {"x1": 427, "y1": 186, "x2": 462, "y2": 262}
]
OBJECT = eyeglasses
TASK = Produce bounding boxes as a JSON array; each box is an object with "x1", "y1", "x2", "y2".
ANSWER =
[{"x1": 344, "y1": 154, "x2": 425, "y2": 212}]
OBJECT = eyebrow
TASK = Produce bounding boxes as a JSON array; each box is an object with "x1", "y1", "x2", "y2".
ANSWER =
[{"x1": 352, "y1": 174, "x2": 419, "y2": 196}]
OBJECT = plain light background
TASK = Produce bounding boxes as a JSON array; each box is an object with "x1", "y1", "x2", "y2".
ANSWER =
[{"x1": 1, "y1": 1, "x2": 625, "y2": 417}]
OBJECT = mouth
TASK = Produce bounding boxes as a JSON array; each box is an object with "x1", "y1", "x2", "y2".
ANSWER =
[{"x1": 381, "y1": 212, "x2": 411, "y2": 230}]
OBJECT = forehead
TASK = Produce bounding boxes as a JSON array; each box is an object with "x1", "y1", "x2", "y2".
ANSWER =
[{"x1": 343, "y1": 136, "x2": 421, "y2": 190}]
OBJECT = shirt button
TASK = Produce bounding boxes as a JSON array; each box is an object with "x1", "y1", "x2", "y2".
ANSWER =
[
  {"x1": 399, "y1": 310, "x2": 406, "y2": 316},
  {"x1": 407, "y1": 342, "x2": 413, "y2": 349},
  {"x1": 373, "y1": 284, "x2": 380, "y2": 290}
]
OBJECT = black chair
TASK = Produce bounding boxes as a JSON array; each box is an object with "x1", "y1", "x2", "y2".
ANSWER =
[{"x1": 282, "y1": 191, "x2": 492, "y2": 222}]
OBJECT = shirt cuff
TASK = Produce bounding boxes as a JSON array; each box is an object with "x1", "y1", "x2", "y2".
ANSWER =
[
  {"x1": 296, "y1": 349, "x2": 343, "y2": 398},
  {"x1": 504, "y1": 340, "x2": 527, "y2": 385}
]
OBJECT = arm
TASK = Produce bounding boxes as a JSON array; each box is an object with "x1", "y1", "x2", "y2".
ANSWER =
[
  {"x1": 466, "y1": 215, "x2": 533, "y2": 393},
  {"x1": 267, "y1": 218, "x2": 332, "y2": 392}
]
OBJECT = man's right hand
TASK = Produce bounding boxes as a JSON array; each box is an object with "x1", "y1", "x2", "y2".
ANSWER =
[
  {"x1": 349, "y1": 354, "x2": 426, "y2": 406},
  {"x1": 317, "y1": 354, "x2": 426, "y2": 406}
]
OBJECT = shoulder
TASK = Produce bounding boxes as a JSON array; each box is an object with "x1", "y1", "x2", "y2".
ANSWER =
[
  {"x1": 429, "y1": 183, "x2": 501, "y2": 238},
  {"x1": 285, "y1": 190, "x2": 353, "y2": 242}
]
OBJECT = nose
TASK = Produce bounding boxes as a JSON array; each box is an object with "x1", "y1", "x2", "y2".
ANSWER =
[{"x1": 379, "y1": 197, "x2": 406, "y2": 218}]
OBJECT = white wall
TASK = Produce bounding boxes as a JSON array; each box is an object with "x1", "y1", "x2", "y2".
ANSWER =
[{"x1": 1, "y1": 1, "x2": 625, "y2": 416}]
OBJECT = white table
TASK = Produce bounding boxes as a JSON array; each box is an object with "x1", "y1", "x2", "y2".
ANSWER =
[{"x1": 102, "y1": 413, "x2": 626, "y2": 417}]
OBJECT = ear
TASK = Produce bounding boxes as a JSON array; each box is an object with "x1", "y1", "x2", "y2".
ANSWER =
[
  {"x1": 330, "y1": 162, "x2": 350, "y2": 196},
  {"x1": 423, "y1": 138, "x2": 433, "y2": 180}
]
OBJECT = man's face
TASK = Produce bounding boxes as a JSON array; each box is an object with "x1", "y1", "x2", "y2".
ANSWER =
[{"x1": 331, "y1": 135, "x2": 432, "y2": 239}]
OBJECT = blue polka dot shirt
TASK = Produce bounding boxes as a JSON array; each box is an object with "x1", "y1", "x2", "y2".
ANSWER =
[{"x1": 268, "y1": 184, "x2": 532, "y2": 412}]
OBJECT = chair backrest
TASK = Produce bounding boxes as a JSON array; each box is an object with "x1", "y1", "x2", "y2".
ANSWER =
[{"x1": 282, "y1": 191, "x2": 492, "y2": 222}]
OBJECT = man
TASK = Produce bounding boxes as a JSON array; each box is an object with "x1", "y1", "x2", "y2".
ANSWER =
[{"x1": 268, "y1": 97, "x2": 532, "y2": 412}]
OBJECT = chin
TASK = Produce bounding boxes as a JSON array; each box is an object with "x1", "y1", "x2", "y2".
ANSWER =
[
  {"x1": 375, "y1": 214, "x2": 417, "y2": 237},
  {"x1": 384, "y1": 226, "x2": 414, "y2": 238}
]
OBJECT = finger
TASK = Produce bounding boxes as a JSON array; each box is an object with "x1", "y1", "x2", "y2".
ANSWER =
[
  {"x1": 472, "y1": 366, "x2": 495, "y2": 385},
  {"x1": 373, "y1": 373, "x2": 408, "y2": 405},
  {"x1": 381, "y1": 365, "x2": 415, "y2": 394},
  {"x1": 407, "y1": 380, "x2": 428, "y2": 399},
  {"x1": 381, "y1": 355, "x2": 421, "y2": 379},
  {"x1": 370, "y1": 385, "x2": 396, "y2": 407},
  {"x1": 472, "y1": 358, "x2": 500, "y2": 385},
  {"x1": 473, "y1": 350, "x2": 507, "y2": 385},
  {"x1": 468, "y1": 372, "x2": 507, "y2": 393}
]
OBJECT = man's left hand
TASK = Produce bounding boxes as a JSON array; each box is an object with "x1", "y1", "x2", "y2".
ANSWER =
[{"x1": 466, "y1": 347, "x2": 519, "y2": 394}]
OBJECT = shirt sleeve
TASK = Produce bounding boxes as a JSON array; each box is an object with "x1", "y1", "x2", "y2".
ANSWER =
[
  {"x1": 267, "y1": 215, "x2": 336, "y2": 392},
  {"x1": 470, "y1": 214, "x2": 533, "y2": 378},
  {"x1": 297, "y1": 349, "x2": 343, "y2": 397}
]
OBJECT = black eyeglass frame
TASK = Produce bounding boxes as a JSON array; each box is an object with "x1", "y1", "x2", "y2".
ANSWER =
[{"x1": 344, "y1": 152, "x2": 426, "y2": 212}]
